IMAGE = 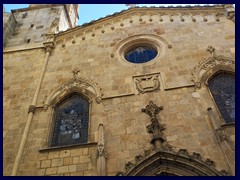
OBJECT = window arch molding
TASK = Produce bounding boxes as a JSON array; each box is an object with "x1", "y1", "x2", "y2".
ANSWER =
[
  {"x1": 191, "y1": 55, "x2": 235, "y2": 125},
  {"x1": 42, "y1": 75, "x2": 102, "y2": 148},
  {"x1": 191, "y1": 55, "x2": 235, "y2": 89},
  {"x1": 44, "y1": 76, "x2": 102, "y2": 109}
]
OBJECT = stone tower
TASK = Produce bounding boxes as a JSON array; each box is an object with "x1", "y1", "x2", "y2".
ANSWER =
[{"x1": 3, "y1": 4, "x2": 79, "y2": 48}]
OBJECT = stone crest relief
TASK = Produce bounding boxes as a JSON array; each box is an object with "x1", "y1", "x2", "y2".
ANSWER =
[{"x1": 133, "y1": 73, "x2": 161, "y2": 94}]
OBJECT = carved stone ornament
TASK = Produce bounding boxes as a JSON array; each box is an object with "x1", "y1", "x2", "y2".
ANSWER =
[
  {"x1": 207, "y1": 45, "x2": 216, "y2": 56},
  {"x1": 205, "y1": 158, "x2": 216, "y2": 167},
  {"x1": 44, "y1": 68, "x2": 102, "y2": 109},
  {"x1": 141, "y1": 101, "x2": 163, "y2": 120},
  {"x1": 191, "y1": 152, "x2": 202, "y2": 161},
  {"x1": 191, "y1": 46, "x2": 235, "y2": 89},
  {"x1": 135, "y1": 155, "x2": 143, "y2": 162},
  {"x1": 134, "y1": 74, "x2": 160, "y2": 94},
  {"x1": 125, "y1": 162, "x2": 134, "y2": 171},
  {"x1": 177, "y1": 148, "x2": 189, "y2": 156},
  {"x1": 224, "y1": 4, "x2": 235, "y2": 23},
  {"x1": 28, "y1": 105, "x2": 36, "y2": 113},
  {"x1": 96, "y1": 144, "x2": 107, "y2": 158},
  {"x1": 72, "y1": 67, "x2": 80, "y2": 77},
  {"x1": 116, "y1": 100, "x2": 229, "y2": 176},
  {"x1": 227, "y1": 11, "x2": 235, "y2": 23},
  {"x1": 142, "y1": 101, "x2": 166, "y2": 147},
  {"x1": 96, "y1": 124, "x2": 107, "y2": 158},
  {"x1": 214, "y1": 127, "x2": 229, "y2": 143},
  {"x1": 43, "y1": 34, "x2": 55, "y2": 53}
]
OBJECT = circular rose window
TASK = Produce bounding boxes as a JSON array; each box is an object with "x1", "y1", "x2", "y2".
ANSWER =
[{"x1": 124, "y1": 46, "x2": 158, "y2": 63}]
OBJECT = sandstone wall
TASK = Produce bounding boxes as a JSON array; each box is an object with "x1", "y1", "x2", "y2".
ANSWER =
[{"x1": 3, "y1": 7, "x2": 235, "y2": 176}]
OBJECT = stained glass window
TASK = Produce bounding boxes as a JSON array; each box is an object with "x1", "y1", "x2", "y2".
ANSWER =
[
  {"x1": 51, "y1": 93, "x2": 89, "y2": 147},
  {"x1": 208, "y1": 73, "x2": 235, "y2": 124},
  {"x1": 124, "y1": 46, "x2": 157, "y2": 63}
]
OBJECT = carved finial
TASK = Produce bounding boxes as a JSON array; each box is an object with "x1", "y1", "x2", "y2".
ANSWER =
[
  {"x1": 142, "y1": 101, "x2": 165, "y2": 149},
  {"x1": 72, "y1": 67, "x2": 80, "y2": 77},
  {"x1": 207, "y1": 45, "x2": 216, "y2": 56},
  {"x1": 141, "y1": 101, "x2": 163, "y2": 119}
]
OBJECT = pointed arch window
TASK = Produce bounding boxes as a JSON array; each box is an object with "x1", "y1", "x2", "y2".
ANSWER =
[
  {"x1": 208, "y1": 72, "x2": 235, "y2": 124},
  {"x1": 51, "y1": 93, "x2": 89, "y2": 147}
]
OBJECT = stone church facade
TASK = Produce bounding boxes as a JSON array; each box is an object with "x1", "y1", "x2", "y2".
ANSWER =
[{"x1": 3, "y1": 4, "x2": 235, "y2": 176}]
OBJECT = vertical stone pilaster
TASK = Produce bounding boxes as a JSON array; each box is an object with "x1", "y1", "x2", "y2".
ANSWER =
[{"x1": 96, "y1": 124, "x2": 107, "y2": 176}]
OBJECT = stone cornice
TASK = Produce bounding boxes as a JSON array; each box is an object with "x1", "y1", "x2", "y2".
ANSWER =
[
  {"x1": 56, "y1": 5, "x2": 228, "y2": 38},
  {"x1": 53, "y1": 5, "x2": 231, "y2": 44},
  {"x1": 3, "y1": 43, "x2": 44, "y2": 53}
]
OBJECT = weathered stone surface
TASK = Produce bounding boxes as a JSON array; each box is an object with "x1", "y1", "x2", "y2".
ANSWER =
[{"x1": 3, "y1": 4, "x2": 235, "y2": 176}]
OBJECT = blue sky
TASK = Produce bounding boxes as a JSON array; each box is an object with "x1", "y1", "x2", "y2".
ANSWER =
[{"x1": 4, "y1": 4, "x2": 219, "y2": 25}]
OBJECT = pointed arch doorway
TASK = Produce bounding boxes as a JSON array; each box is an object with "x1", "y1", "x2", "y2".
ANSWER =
[{"x1": 122, "y1": 150, "x2": 226, "y2": 176}]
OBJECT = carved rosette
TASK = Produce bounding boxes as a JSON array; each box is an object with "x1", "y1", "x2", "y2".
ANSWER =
[{"x1": 134, "y1": 74, "x2": 160, "y2": 94}]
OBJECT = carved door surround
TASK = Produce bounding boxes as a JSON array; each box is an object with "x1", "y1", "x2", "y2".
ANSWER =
[{"x1": 117, "y1": 149, "x2": 228, "y2": 176}]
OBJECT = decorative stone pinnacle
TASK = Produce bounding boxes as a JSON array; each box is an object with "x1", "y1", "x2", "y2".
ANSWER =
[
  {"x1": 72, "y1": 67, "x2": 80, "y2": 77},
  {"x1": 207, "y1": 45, "x2": 216, "y2": 56},
  {"x1": 141, "y1": 101, "x2": 163, "y2": 120},
  {"x1": 142, "y1": 101, "x2": 165, "y2": 149}
]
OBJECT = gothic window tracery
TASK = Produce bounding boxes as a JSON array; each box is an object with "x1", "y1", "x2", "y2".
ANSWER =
[
  {"x1": 51, "y1": 93, "x2": 89, "y2": 147},
  {"x1": 208, "y1": 73, "x2": 235, "y2": 124}
]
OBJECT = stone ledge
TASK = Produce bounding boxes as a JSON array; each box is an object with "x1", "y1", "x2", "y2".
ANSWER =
[
  {"x1": 39, "y1": 142, "x2": 98, "y2": 153},
  {"x1": 3, "y1": 43, "x2": 44, "y2": 53},
  {"x1": 221, "y1": 122, "x2": 235, "y2": 128},
  {"x1": 102, "y1": 92, "x2": 134, "y2": 100}
]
